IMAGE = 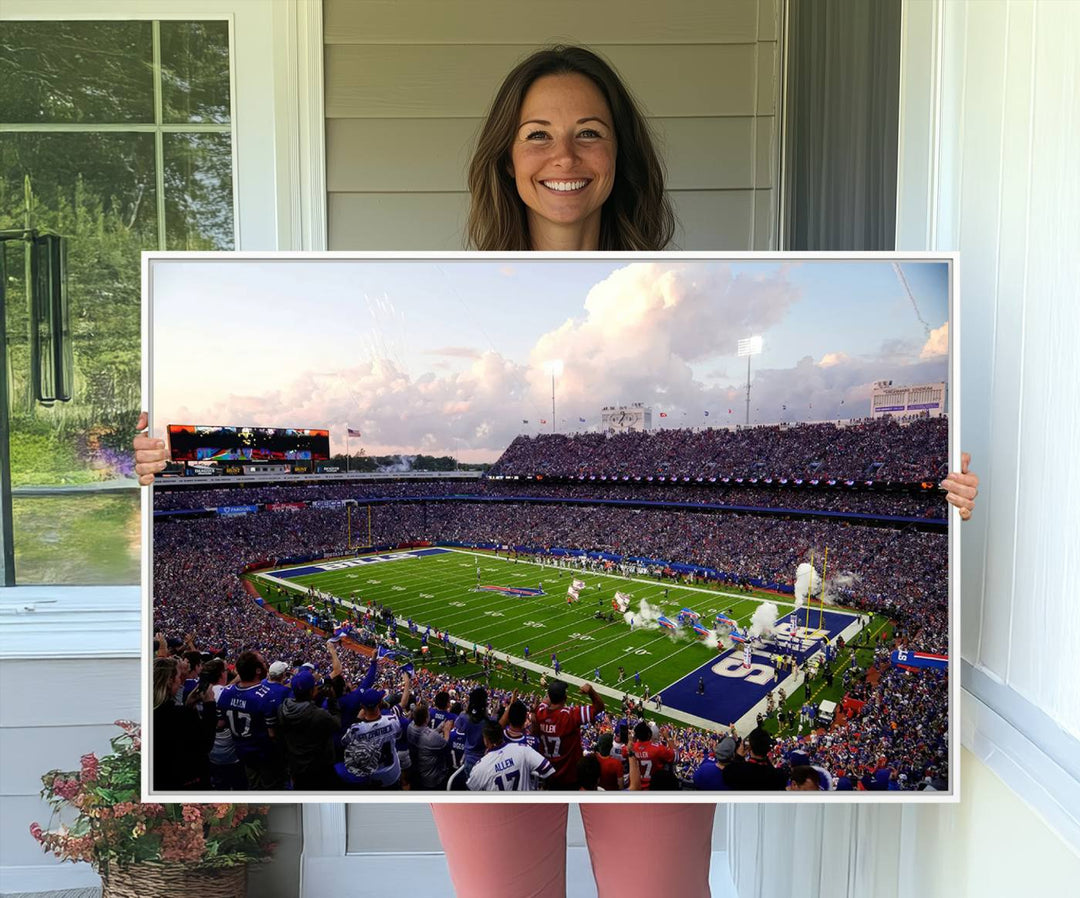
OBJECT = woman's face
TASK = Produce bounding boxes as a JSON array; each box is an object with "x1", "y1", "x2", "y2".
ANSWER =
[{"x1": 509, "y1": 73, "x2": 616, "y2": 250}]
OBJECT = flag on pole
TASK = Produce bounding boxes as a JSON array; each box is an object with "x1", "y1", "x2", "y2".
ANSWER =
[
  {"x1": 704, "y1": 410, "x2": 710, "y2": 416},
  {"x1": 578, "y1": 417, "x2": 586, "y2": 423},
  {"x1": 572, "y1": 579, "x2": 586, "y2": 590},
  {"x1": 347, "y1": 428, "x2": 362, "y2": 438},
  {"x1": 522, "y1": 419, "x2": 529, "y2": 424}
]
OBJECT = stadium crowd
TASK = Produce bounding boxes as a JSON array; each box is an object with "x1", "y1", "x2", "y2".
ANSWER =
[
  {"x1": 488, "y1": 417, "x2": 947, "y2": 482},
  {"x1": 151, "y1": 417, "x2": 948, "y2": 792},
  {"x1": 154, "y1": 477, "x2": 945, "y2": 519}
]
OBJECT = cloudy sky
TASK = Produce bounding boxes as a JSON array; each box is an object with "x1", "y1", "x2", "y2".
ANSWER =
[{"x1": 150, "y1": 257, "x2": 951, "y2": 463}]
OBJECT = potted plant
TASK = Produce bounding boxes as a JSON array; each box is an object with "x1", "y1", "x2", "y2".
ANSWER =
[{"x1": 30, "y1": 720, "x2": 273, "y2": 897}]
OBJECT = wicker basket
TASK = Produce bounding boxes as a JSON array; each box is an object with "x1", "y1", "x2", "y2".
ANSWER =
[{"x1": 100, "y1": 862, "x2": 247, "y2": 898}]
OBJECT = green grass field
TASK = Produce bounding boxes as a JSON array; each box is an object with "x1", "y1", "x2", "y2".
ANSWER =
[{"x1": 259, "y1": 548, "x2": 852, "y2": 710}]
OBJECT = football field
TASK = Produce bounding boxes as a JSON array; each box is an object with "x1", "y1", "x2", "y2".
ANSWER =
[{"x1": 255, "y1": 547, "x2": 861, "y2": 731}]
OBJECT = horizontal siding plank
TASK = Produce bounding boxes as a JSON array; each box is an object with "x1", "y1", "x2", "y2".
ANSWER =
[
  {"x1": 669, "y1": 188, "x2": 755, "y2": 250},
  {"x1": 2, "y1": 794, "x2": 72, "y2": 866},
  {"x1": 0, "y1": 724, "x2": 122, "y2": 795},
  {"x1": 326, "y1": 118, "x2": 479, "y2": 192},
  {"x1": 324, "y1": 0, "x2": 760, "y2": 45},
  {"x1": 329, "y1": 188, "x2": 764, "y2": 251},
  {"x1": 656, "y1": 117, "x2": 755, "y2": 189},
  {"x1": 325, "y1": 44, "x2": 758, "y2": 119},
  {"x1": 0, "y1": 659, "x2": 140, "y2": 728},
  {"x1": 754, "y1": 187, "x2": 778, "y2": 249},
  {"x1": 754, "y1": 115, "x2": 776, "y2": 188},
  {"x1": 326, "y1": 117, "x2": 764, "y2": 193},
  {"x1": 329, "y1": 192, "x2": 470, "y2": 250},
  {"x1": 756, "y1": 41, "x2": 779, "y2": 116},
  {"x1": 758, "y1": 0, "x2": 781, "y2": 42}
]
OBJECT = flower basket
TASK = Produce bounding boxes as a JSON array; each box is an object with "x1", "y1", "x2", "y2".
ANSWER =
[
  {"x1": 99, "y1": 860, "x2": 247, "y2": 894},
  {"x1": 31, "y1": 721, "x2": 273, "y2": 888},
  {"x1": 101, "y1": 861, "x2": 247, "y2": 898}
]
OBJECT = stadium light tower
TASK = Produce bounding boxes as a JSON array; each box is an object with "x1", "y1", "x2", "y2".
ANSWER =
[
  {"x1": 737, "y1": 336, "x2": 763, "y2": 426},
  {"x1": 543, "y1": 359, "x2": 563, "y2": 433}
]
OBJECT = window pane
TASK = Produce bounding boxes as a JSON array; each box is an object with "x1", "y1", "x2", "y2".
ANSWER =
[
  {"x1": 160, "y1": 20, "x2": 232, "y2": 124},
  {"x1": 12, "y1": 493, "x2": 140, "y2": 585},
  {"x1": 2, "y1": 132, "x2": 151, "y2": 584},
  {"x1": 0, "y1": 21, "x2": 154, "y2": 124},
  {"x1": 2, "y1": 131, "x2": 155, "y2": 460},
  {"x1": 164, "y1": 132, "x2": 235, "y2": 249}
]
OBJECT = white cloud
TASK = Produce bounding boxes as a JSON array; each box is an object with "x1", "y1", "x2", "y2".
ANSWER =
[
  {"x1": 819, "y1": 352, "x2": 849, "y2": 368},
  {"x1": 920, "y1": 322, "x2": 949, "y2": 359}
]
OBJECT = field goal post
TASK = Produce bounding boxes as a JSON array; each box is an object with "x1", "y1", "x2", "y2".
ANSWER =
[{"x1": 344, "y1": 499, "x2": 373, "y2": 551}]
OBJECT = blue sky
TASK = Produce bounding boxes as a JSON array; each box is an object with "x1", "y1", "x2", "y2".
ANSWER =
[{"x1": 152, "y1": 257, "x2": 950, "y2": 462}]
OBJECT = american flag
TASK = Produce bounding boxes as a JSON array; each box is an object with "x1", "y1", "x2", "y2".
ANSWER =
[{"x1": 347, "y1": 428, "x2": 362, "y2": 438}]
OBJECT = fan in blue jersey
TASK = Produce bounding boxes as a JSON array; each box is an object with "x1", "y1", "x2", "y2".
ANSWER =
[
  {"x1": 429, "y1": 690, "x2": 457, "y2": 731},
  {"x1": 338, "y1": 671, "x2": 411, "y2": 789},
  {"x1": 337, "y1": 650, "x2": 382, "y2": 736},
  {"x1": 260, "y1": 660, "x2": 292, "y2": 716},
  {"x1": 467, "y1": 721, "x2": 554, "y2": 791},
  {"x1": 216, "y1": 650, "x2": 287, "y2": 790},
  {"x1": 453, "y1": 687, "x2": 497, "y2": 777}
]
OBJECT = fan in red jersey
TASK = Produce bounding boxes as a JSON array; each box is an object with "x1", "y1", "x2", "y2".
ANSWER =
[
  {"x1": 533, "y1": 679, "x2": 604, "y2": 789},
  {"x1": 630, "y1": 720, "x2": 676, "y2": 790}
]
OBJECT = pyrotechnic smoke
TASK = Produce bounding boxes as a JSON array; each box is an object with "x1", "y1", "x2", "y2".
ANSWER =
[
  {"x1": 625, "y1": 598, "x2": 664, "y2": 630},
  {"x1": 794, "y1": 562, "x2": 822, "y2": 603},
  {"x1": 377, "y1": 454, "x2": 417, "y2": 473},
  {"x1": 749, "y1": 602, "x2": 779, "y2": 638}
]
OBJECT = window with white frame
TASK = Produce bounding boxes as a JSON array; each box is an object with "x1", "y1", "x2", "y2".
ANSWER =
[{"x1": 0, "y1": 18, "x2": 235, "y2": 585}]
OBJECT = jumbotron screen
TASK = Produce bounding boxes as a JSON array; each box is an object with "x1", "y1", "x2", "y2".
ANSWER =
[{"x1": 167, "y1": 425, "x2": 331, "y2": 462}]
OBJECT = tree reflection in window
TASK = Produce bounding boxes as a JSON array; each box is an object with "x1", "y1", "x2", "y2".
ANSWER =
[{"x1": 0, "y1": 20, "x2": 234, "y2": 584}]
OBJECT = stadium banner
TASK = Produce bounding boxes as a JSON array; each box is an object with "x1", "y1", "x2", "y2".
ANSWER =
[
  {"x1": 266, "y1": 502, "x2": 306, "y2": 512},
  {"x1": 224, "y1": 464, "x2": 244, "y2": 476},
  {"x1": 891, "y1": 650, "x2": 948, "y2": 671},
  {"x1": 184, "y1": 464, "x2": 220, "y2": 476},
  {"x1": 312, "y1": 499, "x2": 346, "y2": 508},
  {"x1": 216, "y1": 504, "x2": 259, "y2": 515}
]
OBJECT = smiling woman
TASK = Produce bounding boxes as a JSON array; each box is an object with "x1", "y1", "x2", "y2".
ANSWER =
[{"x1": 466, "y1": 45, "x2": 674, "y2": 252}]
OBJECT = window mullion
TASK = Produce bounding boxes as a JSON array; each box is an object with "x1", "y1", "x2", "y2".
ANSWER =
[{"x1": 152, "y1": 19, "x2": 167, "y2": 252}]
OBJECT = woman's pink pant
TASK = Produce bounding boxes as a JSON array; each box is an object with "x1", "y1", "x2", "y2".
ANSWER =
[{"x1": 431, "y1": 803, "x2": 715, "y2": 898}]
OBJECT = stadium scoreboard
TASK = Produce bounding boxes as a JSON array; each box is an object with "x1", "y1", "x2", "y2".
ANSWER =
[
  {"x1": 870, "y1": 381, "x2": 946, "y2": 419},
  {"x1": 167, "y1": 424, "x2": 331, "y2": 463},
  {"x1": 601, "y1": 402, "x2": 652, "y2": 434}
]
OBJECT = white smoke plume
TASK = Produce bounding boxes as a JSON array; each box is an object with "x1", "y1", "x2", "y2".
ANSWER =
[
  {"x1": 624, "y1": 597, "x2": 664, "y2": 630},
  {"x1": 794, "y1": 562, "x2": 823, "y2": 604},
  {"x1": 749, "y1": 602, "x2": 780, "y2": 638},
  {"x1": 377, "y1": 454, "x2": 416, "y2": 473}
]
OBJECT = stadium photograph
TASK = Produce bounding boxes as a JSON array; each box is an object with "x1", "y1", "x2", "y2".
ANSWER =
[{"x1": 146, "y1": 255, "x2": 955, "y2": 800}]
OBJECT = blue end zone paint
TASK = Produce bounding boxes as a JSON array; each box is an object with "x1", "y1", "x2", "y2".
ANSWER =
[
  {"x1": 274, "y1": 547, "x2": 451, "y2": 579},
  {"x1": 477, "y1": 585, "x2": 546, "y2": 597},
  {"x1": 660, "y1": 608, "x2": 859, "y2": 725}
]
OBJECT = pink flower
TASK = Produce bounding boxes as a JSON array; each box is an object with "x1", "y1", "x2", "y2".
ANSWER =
[
  {"x1": 80, "y1": 753, "x2": 100, "y2": 782},
  {"x1": 181, "y1": 806, "x2": 202, "y2": 824},
  {"x1": 29, "y1": 822, "x2": 43, "y2": 842},
  {"x1": 52, "y1": 778, "x2": 80, "y2": 801}
]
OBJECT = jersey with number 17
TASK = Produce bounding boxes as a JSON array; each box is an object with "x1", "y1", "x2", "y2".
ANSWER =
[
  {"x1": 535, "y1": 702, "x2": 597, "y2": 786},
  {"x1": 466, "y1": 742, "x2": 554, "y2": 791},
  {"x1": 217, "y1": 683, "x2": 274, "y2": 759}
]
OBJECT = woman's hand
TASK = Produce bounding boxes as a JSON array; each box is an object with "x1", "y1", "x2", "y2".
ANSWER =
[
  {"x1": 941, "y1": 451, "x2": 979, "y2": 521},
  {"x1": 133, "y1": 411, "x2": 168, "y2": 486}
]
